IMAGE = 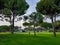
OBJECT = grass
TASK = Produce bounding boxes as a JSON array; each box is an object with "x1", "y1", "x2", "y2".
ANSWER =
[{"x1": 0, "y1": 32, "x2": 60, "y2": 45}]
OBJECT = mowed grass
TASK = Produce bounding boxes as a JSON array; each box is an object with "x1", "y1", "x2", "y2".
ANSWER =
[{"x1": 0, "y1": 32, "x2": 60, "y2": 45}]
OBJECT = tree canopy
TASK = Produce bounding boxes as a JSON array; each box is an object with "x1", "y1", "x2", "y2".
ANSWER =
[
  {"x1": 36, "y1": 0, "x2": 60, "y2": 17},
  {"x1": 0, "y1": 0, "x2": 28, "y2": 15}
]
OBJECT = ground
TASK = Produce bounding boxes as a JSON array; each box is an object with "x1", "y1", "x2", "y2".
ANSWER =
[{"x1": 0, "y1": 32, "x2": 60, "y2": 45}]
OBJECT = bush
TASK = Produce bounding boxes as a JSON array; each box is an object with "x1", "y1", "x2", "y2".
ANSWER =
[{"x1": 0, "y1": 25, "x2": 10, "y2": 32}]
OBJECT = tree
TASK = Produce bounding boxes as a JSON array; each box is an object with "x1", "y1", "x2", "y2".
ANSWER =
[
  {"x1": 36, "y1": 0, "x2": 60, "y2": 37},
  {"x1": 0, "y1": 0, "x2": 29, "y2": 34},
  {"x1": 29, "y1": 12, "x2": 43, "y2": 36},
  {"x1": 41, "y1": 22, "x2": 52, "y2": 30},
  {"x1": 23, "y1": 16, "x2": 31, "y2": 36}
]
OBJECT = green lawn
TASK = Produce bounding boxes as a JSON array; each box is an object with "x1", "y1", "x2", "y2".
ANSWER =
[{"x1": 0, "y1": 32, "x2": 60, "y2": 45}]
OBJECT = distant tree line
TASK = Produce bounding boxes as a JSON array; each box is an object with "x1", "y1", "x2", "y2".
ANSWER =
[{"x1": 0, "y1": 25, "x2": 19, "y2": 32}]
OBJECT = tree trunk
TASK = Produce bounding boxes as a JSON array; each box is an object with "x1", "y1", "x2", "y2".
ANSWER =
[
  {"x1": 11, "y1": 14, "x2": 14, "y2": 34},
  {"x1": 34, "y1": 25, "x2": 36, "y2": 36},
  {"x1": 51, "y1": 17, "x2": 56, "y2": 37},
  {"x1": 10, "y1": 16, "x2": 12, "y2": 33},
  {"x1": 29, "y1": 25, "x2": 30, "y2": 36}
]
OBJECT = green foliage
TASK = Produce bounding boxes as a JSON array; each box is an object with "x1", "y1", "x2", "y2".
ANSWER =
[
  {"x1": 29, "y1": 12, "x2": 43, "y2": 24},
  {"x1": 41, "y1": 22, "x2": 52, "y2": 29},
  {"x1": 23, "y1": 22, "x2": 29, "y2": 26},
  {"x1": 55, "y1": 20, "x2": 60, "y2": 30},
  {"x1": 56, "y1": 20, "x2": 60, "y2": 25},
  {"x1": 0, "y1": 0, "x2": 5, "y2": 10},
  {"x1": 23, "y1": 22, "x2": 34, "y2": 27},
  {"x1": 3, "y1": 8, "x2": 11, "y2": 15},
  {"x1": 23, "y1": 16, "x2": 28, "y2": 21},
  {"x1": 2, "y1": 0, "x2": 29, "y2": 15},
  {"x1": 0, "y1": 25, "x2": 10, "y2": 32},
  {"x1": 0, "y1": 0, "x2": 29, "y2": 16},
  {"x1": 36, "y1": 0, "x2": 60, "y2": 16},
  {"x1": 55, "y1": 0, "x2": 60, "y2": 6}
]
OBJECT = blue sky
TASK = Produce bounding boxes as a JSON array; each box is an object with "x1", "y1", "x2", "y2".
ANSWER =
[{"x1": 25, "y1": 0, "x2": 40, "y2": 15}]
